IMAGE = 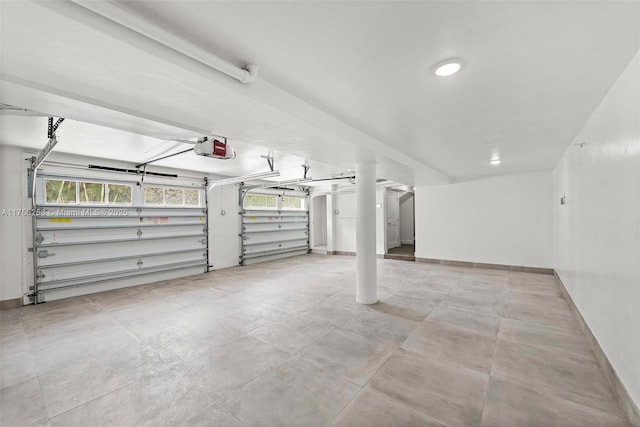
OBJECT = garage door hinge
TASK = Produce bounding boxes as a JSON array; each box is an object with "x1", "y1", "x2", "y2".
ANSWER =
[
  {"x1": 137, "y1": 229, "x2": 143, "y2": 238},
  {"x1": 242, "y1": 235, "x2": 249, "y2": 240},
  {"x1": 137, "y1": 259, "x2": 143, "y2": 268},
  {"x1": 36, "y1": 270, "x2": 45, "y2": 282},
  {"x1": 38, "y1": 250, "x2": 56, "y2": 258},
  {"x1": 35, "y1": 233, "x2": 44, "y2": 245}
]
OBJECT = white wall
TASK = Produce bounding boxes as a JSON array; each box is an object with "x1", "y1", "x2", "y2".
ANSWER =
[
  {"x1": 376, "y1": 188, "x2": 386, "y2": 255},
  {"x1": 310, "y1": 195, "x2": 327, "y2": 248},
  {"x1": 208, "y1": 184, "x2": 241, "y2": 270},
  {"x1": 333, "y1": 189, "x2": 386, "y2": 255},
  {"x1": 415, "y1": 171, "x2": 553, "y2": 268},
  {"x1": 326, "y1": 192, "x2": 336, "y2": 253},
  {"x1": 0, "y1": 146, "x2": 32, "y2": 301},
  {"x1": 334, "y1": 193, "x2": 356, "y2": 253},
  {"x1": 0, "y1": 147, "x2": 3, "y2": 299},
  {"x1": 554, "y1": 51, "x2": 640, "y2": 408},
  {"x1": 399, "y1": 193, "x2": 414, "y2": 244}
]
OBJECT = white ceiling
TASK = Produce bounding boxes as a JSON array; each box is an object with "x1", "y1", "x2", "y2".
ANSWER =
[
  {"x1": 0, "y1": 114, "x2": 344, "y2": 181},
  {"x1": 1, "y1": 1, "x2": 638, "y2": 184}
]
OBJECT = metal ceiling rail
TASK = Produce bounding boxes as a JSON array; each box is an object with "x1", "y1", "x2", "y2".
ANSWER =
[
  {"x1": 66, "y1": 0, "x2": 259, "y2": 84},
  {"x1": 134, "y1": 148, "x2": 194, "y2": 168},
  {"x1": 206, "y1": 170, "x2": 281, "y2": 191}
]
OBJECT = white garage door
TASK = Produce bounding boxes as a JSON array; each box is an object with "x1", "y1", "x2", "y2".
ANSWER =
[
  {"x1": 31, "y1": 173, "x2": 207, "y2": 302},
  {"x1": 240, "y1": 190, "x2": 309, "y2": 265}
]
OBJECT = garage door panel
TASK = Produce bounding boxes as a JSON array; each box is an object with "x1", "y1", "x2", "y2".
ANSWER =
[
  {"x1": 36, "y1": 215, "x2": 205, "y2": 229},
  {"x1": 243, "y1": 222, "x2": 307, "y2": 233},
  {"x1": 36, "y1": 236, "x2": 206, "y2": 266},
  {"x1": 241, "y1": 211, "x2": 308, "y2": 222},
  {"x1": 35, "y1": 225, "x2": 205, "y2": 246},
  {"x1": 243, "y1": 238, "x2": 308, "y2": 252},
  {"x1": 33, "y1": 177, "x2": 208, "y2": 302},
  {"x1": 37, "y1": 266, "x2": 206, "y2": 302},
  {"x1": 38, "y1": 258, "x2": 205, "y2": 287},
  {"x1": 38, "y1": 249, "x2": 206, "y2": 284},
  {"x1": 37, "y1": 262, "x2": 206, "y2": 295},
  {"x1": 241, "y1": 205, "x2": 309, "y2": 265},
  {"x1": 243, "y1": 249, "x2": 309, "y2": 265},
  {"x1": 243, "y1": 229, "x2": 308, "y2": 245}
]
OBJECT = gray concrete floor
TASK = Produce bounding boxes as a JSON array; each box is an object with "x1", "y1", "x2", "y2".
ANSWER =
[{"x1": 0, "y1": 254, "x2": 630, "y2": 426}]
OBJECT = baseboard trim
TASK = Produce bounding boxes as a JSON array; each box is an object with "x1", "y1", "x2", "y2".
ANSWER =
[
  {"x1": 330, "y1": 251, "x2": 386, "y2": 258},
  {"x1": 415, "y1": 258, "x2": 553, "y2": 275},
  {"x1": 384, "y1": 254, "x2": 416, "y2": 261},
  {"x1": 0, "y1": 298, "x2": 22, "y2": 310},
  {"x1": 554, "y1": 271, "x2": 640, "y2": 426}
]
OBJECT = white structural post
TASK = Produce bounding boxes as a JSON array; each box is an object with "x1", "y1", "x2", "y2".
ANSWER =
[
  {"x1": 356, "y1": 162, "x2": 378, "y2": 304},
  {"x1": 326, "y1": 186, "x2": 336, "y2": 254}
]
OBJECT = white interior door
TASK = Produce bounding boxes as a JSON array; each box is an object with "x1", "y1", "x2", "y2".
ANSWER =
[
  {"x1": 399, "y1": 192, "x2": 415, "y2": 245},
  {"x1": 311, "y1": 196, "x2": 327, "y2": 248},
  {"x1": 386, "y1": 190, "x2": 400, "y2": 249}
]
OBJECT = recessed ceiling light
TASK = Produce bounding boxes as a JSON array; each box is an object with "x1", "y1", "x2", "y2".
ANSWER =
[
  {"x1": 433, "y1": 59, "x2": 464, "y2": 77},
  {"x1": 489, "y1": 158, "x2": 501, "y2": 166}
]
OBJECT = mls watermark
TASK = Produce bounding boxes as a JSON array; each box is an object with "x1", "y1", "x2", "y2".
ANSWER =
[{"x1": 1, "y1": 208, "x2": 130, "y2": 217}]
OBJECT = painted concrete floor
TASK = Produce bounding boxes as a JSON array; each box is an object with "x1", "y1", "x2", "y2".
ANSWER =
[{"x1": 0, "y1": 254, "x2": 630, "y2": 426}]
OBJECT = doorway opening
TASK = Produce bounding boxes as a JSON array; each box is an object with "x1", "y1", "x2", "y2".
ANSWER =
[{"x1": 385, "y1": 190, "x2": 415, "y2": 261}]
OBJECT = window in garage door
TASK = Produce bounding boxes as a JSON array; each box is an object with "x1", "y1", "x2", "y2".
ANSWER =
[
  {"x1": 144, "y1": 185, "x2": 200, "y2": 207},
  {"x1": 45, "y1": 179, "x2": 133, "y2": 205},
  {"x1": 32, "y1": 175, "x2": 208, "y2": 303}
]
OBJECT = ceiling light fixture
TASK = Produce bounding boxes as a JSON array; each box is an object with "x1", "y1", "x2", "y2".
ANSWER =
[
  {"x1": 433, "y1": 59, "x2": 464, "y2": 77},
  {"x1": 489, "y1": 158, "x2": 501, "y2": 166}
]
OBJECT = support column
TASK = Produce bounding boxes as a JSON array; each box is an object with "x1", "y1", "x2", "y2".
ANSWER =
[
  {"x1": 356, "y1": 162, "x2": 377, "y2": 304},
  {"x1": 326, "y1": 185, "x2": 336, "y2": 254}
]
